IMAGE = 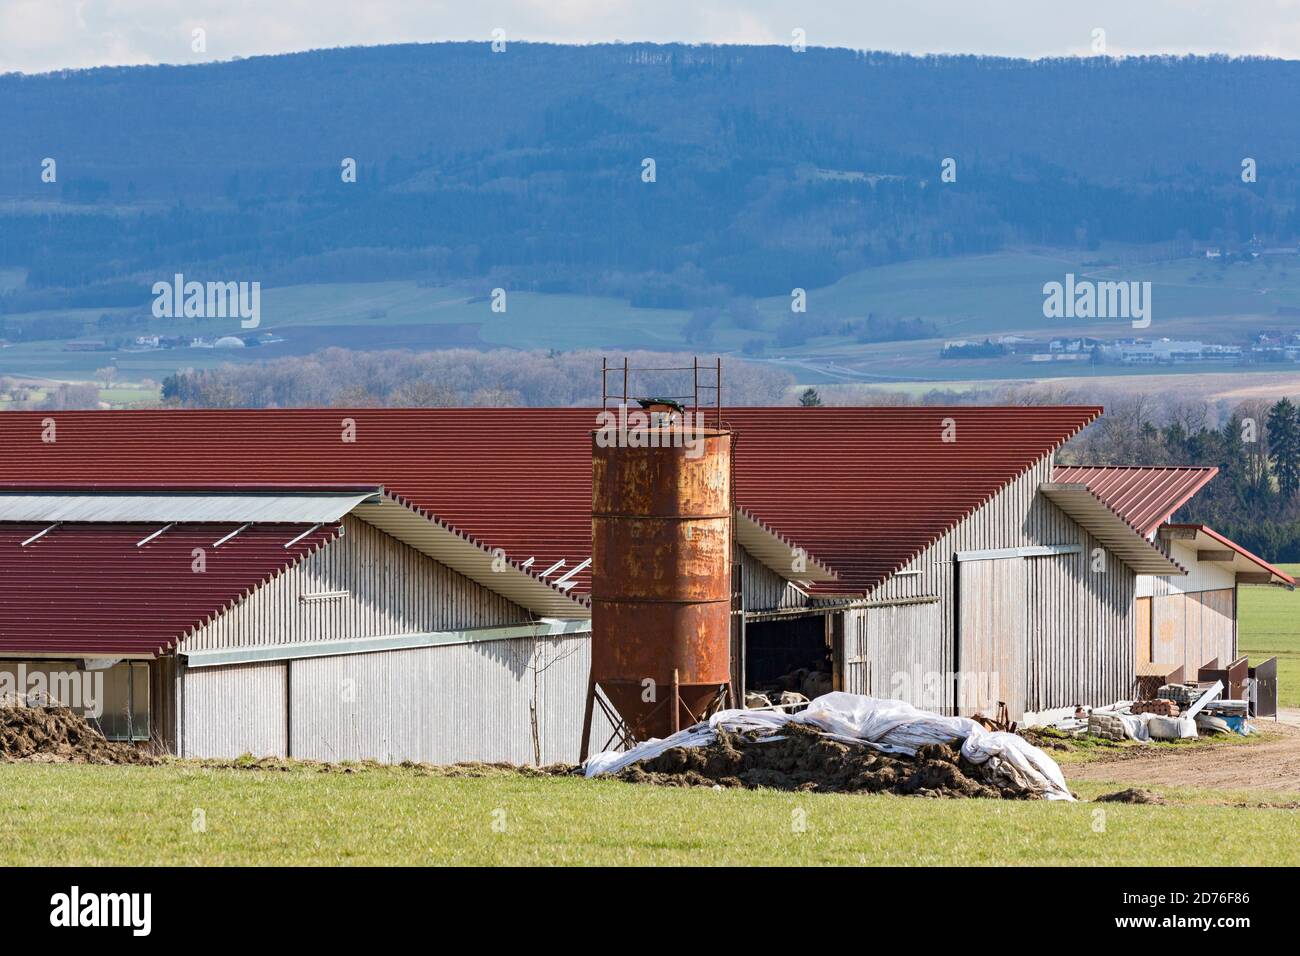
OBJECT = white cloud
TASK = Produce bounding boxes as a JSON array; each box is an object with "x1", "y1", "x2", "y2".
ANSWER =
[{"x1": 1, "y1": 0, "x2": 1297, "y2": 74}]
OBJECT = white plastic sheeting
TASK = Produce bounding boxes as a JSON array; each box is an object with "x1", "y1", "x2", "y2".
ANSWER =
[
  {"x1": 585, "y1": 691, "x2": 1074, "y2": 801},
  {"x1": 1094, "y1": 705, "x2": 1201, "y2": 742}
]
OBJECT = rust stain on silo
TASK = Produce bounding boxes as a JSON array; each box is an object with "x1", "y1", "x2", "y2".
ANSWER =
[{"x1": 591, "y1": 426, "x2": 733, "y2": 741}]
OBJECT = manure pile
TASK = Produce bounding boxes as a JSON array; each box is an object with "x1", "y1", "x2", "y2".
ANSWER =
[
  {"x1": 0, "y1": 706, "x2": 156, "y2": 764},
  {"x1": 617, "y1": 722, "x2": 1044, "y2": 799}
]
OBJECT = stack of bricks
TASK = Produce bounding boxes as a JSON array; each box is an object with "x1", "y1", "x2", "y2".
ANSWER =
[
  {"x1": 1158, "y1": 683, "x2": 1198, "y2": 708},
  {"x1": 1132, "y1": 698, "x2": 1180, "y2": 717},
  {"x1": 1087, "y1": 712, "x2": 1128, "y2": 740}
]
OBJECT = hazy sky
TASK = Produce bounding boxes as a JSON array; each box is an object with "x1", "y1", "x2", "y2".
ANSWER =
[{"x1": 3, "y1": 0, "x2": 1299, "y2": 74}]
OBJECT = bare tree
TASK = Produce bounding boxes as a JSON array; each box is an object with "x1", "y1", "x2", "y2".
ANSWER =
[
  {"x1": 36, "y1": 383, "x2": 101, "y2": 410},
  {"x1": 160, "y1": 348, "x2": 795, "y2": 409},
  {"x1": 510, "y1": 628, "x2": 583, "y2": 765}
]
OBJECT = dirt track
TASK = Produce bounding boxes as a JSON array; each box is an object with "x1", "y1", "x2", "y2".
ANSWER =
[{"x1": 1066, "y1": 711, "x2": 1300, "y2": 794}]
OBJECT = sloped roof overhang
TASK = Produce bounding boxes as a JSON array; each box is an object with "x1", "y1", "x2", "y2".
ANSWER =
[
  {"x1": 1039, "y1": 482, "x2": 1187, "y2": 574},
  {"x1": 1161, "y1": 523, "x2": 1295, "y2": 589},
  {"x1": 351, "y1": 493, "x2": 590, "y2": 619},
  {"x1": 734, "y1": 507, "x2": 839, "y2": 588},
  {"x1": 1052, "y1": 465, "x2": 1218, "y2": 537}
]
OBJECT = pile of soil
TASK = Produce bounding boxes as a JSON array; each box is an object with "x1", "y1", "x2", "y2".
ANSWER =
[
  {"x1": 616, "y1": 722, "x2": 1038, "y2": 799},
  {"x1": 0, "y1": 706, "x2": 156, "y2": 765},
  {"x1": 1096, "y1": 788, "x2": 1166, "y2": 805}
]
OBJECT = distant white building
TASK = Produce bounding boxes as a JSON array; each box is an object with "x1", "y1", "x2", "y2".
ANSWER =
[{"x1": 1105, "y1": 338, "x2": 1242, "y2": 364}]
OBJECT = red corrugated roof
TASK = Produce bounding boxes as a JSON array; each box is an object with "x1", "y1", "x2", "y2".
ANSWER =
[
  {"x1": 1052, "y1": 465, "x2": 1218, "y2": 537},
  {"x1": 726, "y1": 407, "x2": 1102, "y2": 593},
  {"x1": 0, "y1": 522, "x2": 338, "y2": 656},
  {"x1": 0, "y1": 406, "x2": 1100, "y2": 610}
]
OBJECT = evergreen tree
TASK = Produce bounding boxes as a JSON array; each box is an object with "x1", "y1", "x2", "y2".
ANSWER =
[
  {"x1": 799, "y1": 387, "x2": 823, "y2": 407},
  {"x1": 1266, "y1": 398, "x2": 1300, "y2": 501},
  {"x1": 1218, "y1": 415, "x2": 1247, "y2": 491}
]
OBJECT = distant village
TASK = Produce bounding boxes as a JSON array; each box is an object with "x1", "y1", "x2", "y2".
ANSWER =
[
  {"x1": 942, "y1": 331, "x2": 1300, "y2": 366},
  {"x1": 942, "y1": 239, "x2": 1300, "y2": 364},
  {"x1": 57, "y1": 332, "x2": 283, "y2": 353}
]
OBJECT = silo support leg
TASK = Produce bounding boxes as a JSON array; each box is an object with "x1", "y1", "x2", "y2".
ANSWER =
[
  {"x1": 579, "y1": 672, "x2": 597, "y2": 763},
  {"x1": 671, "y1": 669, "x2": 681, "y2": 733}
]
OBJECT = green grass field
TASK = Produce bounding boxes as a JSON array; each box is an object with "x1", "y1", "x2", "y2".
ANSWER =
[
  {"x1": 1238, "y1": 564, "x2": 1300, "y2": 709},
  {"x1": 7, "y1": 245, "x2": 1300, "y2": 385},
  {"x1": 0, "y1": 381, "x2": 157, "y2": 410},
  {"x1": 0, "y1": 762, "x2": 1295, "y2": 866}
]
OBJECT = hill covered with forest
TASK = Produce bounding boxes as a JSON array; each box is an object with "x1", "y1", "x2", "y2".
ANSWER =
[{"x1": 2, "y1": 42, "x2": 1299, "y2": 315}]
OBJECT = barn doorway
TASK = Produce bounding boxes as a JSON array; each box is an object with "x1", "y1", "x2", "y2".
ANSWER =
[
  {"x1": 956, "y1": 556, "x2": 1027, "y2": 719},
  {"x1": 744, "y1": 614, "x2": 833, "y2": 701},
  {"x1": 1135, "y1": 596, "x2": 1153, "y2": 669}
]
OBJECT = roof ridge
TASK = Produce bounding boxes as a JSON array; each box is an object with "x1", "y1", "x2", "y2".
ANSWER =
[{"x1": 858, "y1": 407, "x2": 1102, "y2": 597}]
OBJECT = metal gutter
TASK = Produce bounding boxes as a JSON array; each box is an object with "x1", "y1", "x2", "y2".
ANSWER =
[
  {"x1": 744, "y1": 595, "x2": 939, "y2": 622},
  {"x1": 955, "y1": 544, "x2": 1082, "y2": 561},
  {"x1": 180, "y1": 618, "x2": 592, "y2": 668}
]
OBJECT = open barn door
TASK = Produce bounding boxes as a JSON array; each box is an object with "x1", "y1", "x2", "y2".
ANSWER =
[{"x1": 957, "y1": 556, "x2": 1027, "y2": 720}]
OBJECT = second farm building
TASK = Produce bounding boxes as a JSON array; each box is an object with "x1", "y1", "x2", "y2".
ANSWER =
[{"x1": 0, "y1": 406, "x2": 1288, "y2": 761}]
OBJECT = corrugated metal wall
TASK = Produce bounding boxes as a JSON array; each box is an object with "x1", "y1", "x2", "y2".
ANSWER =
[
  {"x1": 740, "y1": 548, "x2": 810, "y2": 611},
  {"x1": 842, "y1": 601, "x2": 943, "y2": 709},
  {"x1": 177, "y1": 515, "x2": 617, "y2": 763},
  {"x1": 179, "y1": 634, "x2": 615, "y2": 764},
  {"x1": 1024, "y1": 526, "x2": 1136, "y2": 710},
  {"x1": 186, "y1": 515, "x2": 526, "y2": 651},
  {"x1": 959, "y1": 557, "x2": 1028, "y2": 718},
  {"x1": 809, "y1": 457, "x2": 1138, "y2": 712},
  {"x1": 182, "y1": 660, "x2": 287, "y2": 758},
  {"x1": 287, "y1": 633, "x2": 610, "y2": 764}
]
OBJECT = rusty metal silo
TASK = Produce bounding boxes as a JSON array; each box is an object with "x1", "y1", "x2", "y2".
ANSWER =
[{"x1": 584, "y1": 422, "x2": 734, "y2": 752}]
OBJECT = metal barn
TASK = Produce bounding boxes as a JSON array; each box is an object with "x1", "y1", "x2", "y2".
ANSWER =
[{"x1": 0, "y1": 406, "x2": 1289, "y2": 762}]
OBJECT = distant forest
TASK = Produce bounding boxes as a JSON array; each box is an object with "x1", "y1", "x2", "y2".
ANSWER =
[
  {"x1": 1064, "y1": 393, "x2": 1300, "y2": 564},
  {"x1": 3, "y1": 43, "x2": 1300, "y2": 316}
]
